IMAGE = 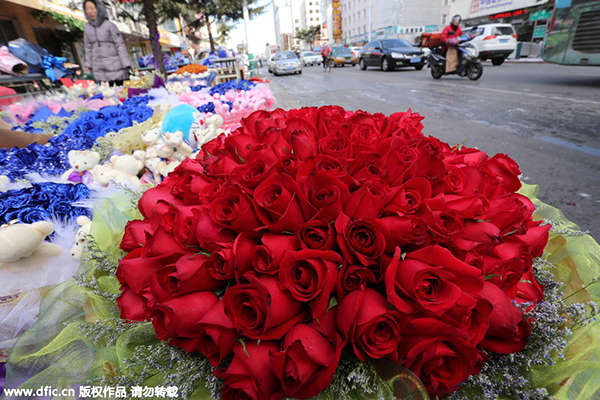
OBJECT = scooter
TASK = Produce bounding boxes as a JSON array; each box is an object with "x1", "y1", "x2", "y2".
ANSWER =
[{"x1": 428, "y1": 35, "x2": 483, "y2": 81}]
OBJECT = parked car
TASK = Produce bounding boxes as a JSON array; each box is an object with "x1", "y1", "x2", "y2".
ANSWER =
[
  {"x1": 269, "y1": 51, "x2": 302, "y2": 76},
  {"x1": 359, "y1": 38, "x2": 426, "y2": 71},
  {"x1": 463, "y1": 23, "x2": 517, "y2": 65},
  {"x1": 299, "y1": 51, "x2": 322, "y2": 66},
  {"x1": 350, "y1": 46, "x2": 363, "y2": 57},
  {"x1": 331, "y1": 46, "x2": 357, "y2": 66}
]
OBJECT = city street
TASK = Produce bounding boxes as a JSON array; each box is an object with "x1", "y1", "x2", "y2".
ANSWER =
[{"x1": 262, "y1": 61, "x2": 600, "y2": 240}]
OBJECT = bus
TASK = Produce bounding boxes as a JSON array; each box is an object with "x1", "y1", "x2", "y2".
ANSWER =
[{"x1": 543, "y1": 0, "x2": 600, "y2": 65}]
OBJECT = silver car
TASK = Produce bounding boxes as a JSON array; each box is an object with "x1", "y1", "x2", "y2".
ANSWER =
[
  {"x1": 270, "y1": 51, "x2": 302, "y2": 76},
  {"x1": 299, "y1": 51, "x2": 322, "y2": 66}
]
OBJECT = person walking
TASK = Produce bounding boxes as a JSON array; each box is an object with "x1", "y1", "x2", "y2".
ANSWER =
[{"x1": 83, "y1": 0, "x2": 131, "y2": 86}]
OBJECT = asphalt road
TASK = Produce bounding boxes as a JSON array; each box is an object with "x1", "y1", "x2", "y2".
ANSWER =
[{"x1": 260, "y1": 61, "x2": 600, "y2": 240}]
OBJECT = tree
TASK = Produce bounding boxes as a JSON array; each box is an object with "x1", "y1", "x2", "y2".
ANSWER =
[
  {"x1": 184, "y1": 0, "x2": 266, "y2": 52},
  {"x1": 296, "y1": 25, "x2": 321, "y2": 49},
  {"x1": 113, "y1": 0, "x2": 187, "y2": 74}
]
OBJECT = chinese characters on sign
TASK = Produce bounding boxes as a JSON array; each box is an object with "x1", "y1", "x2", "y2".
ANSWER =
[
  {"x1": 332, "y1": 0, "x2": 342, "y2": 40},
  {"x1": 470, "y1": 0, "x2": 480, "y2": 14}
]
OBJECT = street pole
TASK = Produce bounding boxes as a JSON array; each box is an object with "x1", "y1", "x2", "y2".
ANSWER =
[
  {"x1": 368, "y1": 0, "x2": 372, "y2": 42},
  {"x1": 243, "y1": 0, "x2": 250, "y2": 54}
]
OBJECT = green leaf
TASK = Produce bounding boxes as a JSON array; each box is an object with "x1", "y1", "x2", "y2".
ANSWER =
[{"x1": 485, "y1": 274, "x2": 502, "y2": 280}]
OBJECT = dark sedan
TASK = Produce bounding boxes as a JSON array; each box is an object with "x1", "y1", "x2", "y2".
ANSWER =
[{"x1": 358, "y1": 38, "x2": 426, "y2": 71}]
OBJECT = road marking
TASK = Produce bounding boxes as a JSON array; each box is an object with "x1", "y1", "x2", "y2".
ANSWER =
[
  {"x1": 437, "y1": 83, "x2": 600, "y2": 105},
  {"x1": 536, "y1": 136, "x2": 600, "y2": 157}
]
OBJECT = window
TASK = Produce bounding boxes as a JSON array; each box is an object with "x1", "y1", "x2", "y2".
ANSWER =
[
  {"x1": 310, "y1": 9, "x2": 313, "y2": 13},
  {"x1": 363, "y1": 10, "x2": 366, "y2": 18},
  {"x1": 310, "y1": 17, "x2": 313, "y2": 21},
  {"x1": 364, "y1": 25, "x2": 366, "y2": 33},
  {"x1": 309, "y1": 1, "x2": 312, "y2": 4},
  {"x1": 316, "y1": 16, "x2": 319, "y2": 21},
  {"x1": 443, "y1": 0, "x2": 449, "y2": 5},
  {"x1": 296, "y1": 40, "x2": 300, "y2": 44},
  {"x1": 296, "y1": 27, "x2": 300, "y2": 31},
  {"x1": 441, "y1": 14, "x2": 448, "y2": 25},
  {"x1": 295, "y1": 19, "x2": 300, "y2": 23}
]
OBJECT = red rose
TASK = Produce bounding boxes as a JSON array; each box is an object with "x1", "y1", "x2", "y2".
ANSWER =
[
  {"x1": 141, "y1": 225, "x2": 191, "y2": 260},
  {"x1": 299, "y1": 172, "x2": 350, "y2": 222},
  {"x1": 152, "y1": 291, "x2": 219, "y2": 352},
  {"x1": 407, "y1": 136, "x2": 445, "y2": 183},
  {"x1": 336, "y1": 214, "x2": 386, "y2": 266},
  {"x1": 478, "y1": 282, "x2": 531, "y2": 354},
  {"x1": 337, "y1": 288, "x2": 402, "y2": 361},
  {"x1": 383, "y1": 177, "x2": 431, "y2": 215},
  {"x1": 484, "y1": 194, "x2": 535, "y2": 235},
  {"x1": 282, "y1": 118, "x2": 318, "y2": 160},
  {"x1": 206, "y1": 244, "x2": 235, "y2": 281},
  {"x1": 230, "y1": 159, "x2": 269, "y2": 190},
  {"x1": 343, "y1": 179, "x2": 388, "y2": 220},
  {"x1": 278, "y1": 249, "x2": 341, "y2": 318},
  {"x1": 516, "y1": 220, "x2": 551, "y2": 258},
  {"x1": 120, "y1": 219, "x2": 154, "y2": 252},
  {"x1": 335, "y1": 263, "x2": 379, "y2": 300},
  {"x1": 453, "y1": 220, "x2": 501, "y2": 253},
  {"x1": 161, "y1": 205, "x2": 204, "y2": 247},
  {"x1": 117, "y1": 248, "x2": 169, "y2": 295},
  {"x1": 347, "y1": 123, "x2": 382, "y2": 155},
  {"x1": 514, "y1": 268, "x2": 545, "y2": 308},
  {"x1": 316, "y1": 132, "x2": 352, "y2": 159},
  {"x1": 380, "y1": 215, "x2": 429, "y2": 252},
  {"x1": 272, "y1": 154, "x2": 299, "y2": 178},
  {"x1": 117, "y1": 285, "x2": 147, "y2": 322},
  {"x1": 209, "y1": 184, "x2": 263, "y2": 233},
  {"x1": 397, "y1": 316, "x2": 486, "y2": 396},
  {"x1": 254, "y1": 173, "x2": 311, "y2": 233},
  {"x1": 348, "y1": 152, "x2": 382, "y2": 183},
  {"x1": 377, "y1": 137, "x2": 419, "y2": 185},
  {"x1": 197, "y1": 301, "x2": 239, "y2": 367},
  {"x1": 416, "y1": 198, "x2": 466, "y2": 241},
  {"x1": 295, "y1": 219, "x2": 337, "y2": 251},
  {"x1": 241, "y1": 109, "x2": 286, "y2": 137},
  {"x1": 270, "y1": 324, "x2": 343, "y2": 399},
  {"x1": 193, "y1": 206, "x2": 236, "y2": 252},
  {"x1": 484, "y1": 154, "x2": 522, "y2": 193},
  {"x1": 385, "y1": 246, "x2": 483, "y2": 315},
  {"x1": 223, "y1": 274, "x2": 307, "y2": 340},
  {"x1": 296, "y1": 155, "x2": 353, "y2": 189},
  {"x1": 234, "y1": 233, "x2": 300, "y2": 281},
  {"x1": 440, "y1": 296, "x2": 493, "y2": 346},
  {"x1": 137, "y1": 185, "x2": 182, "y2": 219},
  {"x1": 153, "y1": 253, "x2": 222, "y2": 299},
  {"x1": 215, "y1": 340, "x2": 284, "y2": 400}
]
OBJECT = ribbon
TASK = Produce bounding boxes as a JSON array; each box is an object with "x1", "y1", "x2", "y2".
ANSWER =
[
  {"x1": 41, "y1": 55, "x2": 70, "y2": 82},
  {"x1": 67, "y1": 170, "x2": 93, "y2": 186}
]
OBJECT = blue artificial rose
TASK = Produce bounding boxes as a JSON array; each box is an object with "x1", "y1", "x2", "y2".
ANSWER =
[
  {"x1": 66, "y1": 207, "x2": 89, "y2": 221},
  {"x1": 13, "y1": 147, "x2": 39, "y2": 166},
  {"x1": 82, "y1": 121, "x2": 98, "y2": 132},
  {"x1": 100, "y1": 106, "x2": 125, "y2": 120},
  {"x1": 18, "y1": 206, "x2": 52, "y2": 223},
  {"x1": 3, "y1": 209, "x2": 21, "y2": 223},
  {"x1": 69, "y1": 183, "x2": 91, "y2": 201},
  {"x1": 132, "y1": 107, "x2": 153, "y2": 123},
  {"x1": 100, "y1": 125, "x2": 119, "y2": 136},
  {"x1": 3, "y1": 193, "x2": 33, "y2": 209},
  {"x1": 49, "y1": 199, "x2": 74, "y2": 215}
]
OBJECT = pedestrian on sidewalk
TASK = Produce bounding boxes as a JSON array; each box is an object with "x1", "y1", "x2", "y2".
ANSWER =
[{"x1": 83, "y1": 0, "x2": 131, "y2": 86}]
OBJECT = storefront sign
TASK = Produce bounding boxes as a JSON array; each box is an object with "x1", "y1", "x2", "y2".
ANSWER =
[
  {"x1": 470, "y1": 0, "x2": 480, "y2": 14},
  {"x1": 533, "y1": 25, "x2": 546, "y2": 37},
  {"x1": 332, "y1": 0, "x2": 342, "y2": 40},
  {"x1": 468, "y1": 0, "x2": 548, "y2": 19},
  {"x1": 488, "y1": 8, "x2": 528, "y2": 20},
  {"x1": 384, "y1": 27, "x2": 398, "y2": 37},
  {"x1": 424, "y1": 25, "x2": 439, "y2": 33},
  {"x1": 529, "y1": 9, "x2": 552, "y2": 21}
]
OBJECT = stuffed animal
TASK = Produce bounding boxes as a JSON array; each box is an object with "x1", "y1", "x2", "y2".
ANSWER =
[
  {"x1": 160, "y1": 160, "x2": 181, "y2": 177},
  {"x1": 162, "y1": 131, "x2": 195, "y2": 157},
  {"x1": 0, "y1": 220, "x2": 62, "y2": 265},
  {"x1": 0, "y1": 175, "x2": 10, "y2": 192},
  {"x1": 144, "y1": 157, "x2": 167, "y2": 184},
  {"x1": 92, "y1": 163, "x2": 119, "y2": 187},
  {"x1": 70, "y1": 216, "x2": 92, "y2": 259},
  {"x1": 61, "y1": 150, "x2": 101, "y2": 185},
  {"x1": 141, "y1": 126, "x2": 162, "y2": 146},
  {"x1": 111, "y1": 155, "x2": 144, "y2": 189}
]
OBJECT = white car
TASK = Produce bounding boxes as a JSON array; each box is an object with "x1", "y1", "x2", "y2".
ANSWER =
[
  {"x1": 463, "y1": 23, "x2": 517, "y2": 65},
  {"x1": 350, "y1": 46, "x2": 363, "y2": 57},
  {"x1": 299, "y1": 51, "x2": 322, "y2": 66}
]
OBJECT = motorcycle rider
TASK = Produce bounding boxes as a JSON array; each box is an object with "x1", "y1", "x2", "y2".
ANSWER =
[{"x1": 441, "y1": 15, "x2": 464, "y2": 73}]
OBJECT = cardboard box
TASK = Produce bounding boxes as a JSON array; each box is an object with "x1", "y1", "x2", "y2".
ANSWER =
[{"x1": 0, "y1": 127, "x2": 51, "y2": 149}]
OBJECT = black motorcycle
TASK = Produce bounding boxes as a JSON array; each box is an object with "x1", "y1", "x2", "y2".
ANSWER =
[{"x1": 428, "y1": 35, "x2": 483, "y2": 81}]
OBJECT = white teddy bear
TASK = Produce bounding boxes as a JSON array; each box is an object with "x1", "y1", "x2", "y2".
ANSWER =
[
  {"x1": 70, "y1": 216, "x2": 92, "y2": 259},
  {"x1": 92, "y1": 163, "x2": 119, "y2": 187},
  {"x1": 111, "y1": 155, "x2": 144, "y2": 189},
  {"x1": 160, "y1": 160, "x2": 181, "y2": 177},
  {"x1": 145, "y1": 157, "x2": 167, "y2": 184},
  {"x1": 141, "y1": 126, "x2": 162, "y2": 146},
  {"x1": 0, "y1": 220, "x2": 62, "y2": 266},
  {"x1": 61, "y1": 150, "x2": 101, "y2": 185},
  {"x1": 162, "y1": 131, "x2": 195, "y2": 158}
]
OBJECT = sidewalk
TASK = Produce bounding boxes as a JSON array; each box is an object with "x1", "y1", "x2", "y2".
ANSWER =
[{"x1": 503, "y1": 57, "x2": 544, "y2": 63}]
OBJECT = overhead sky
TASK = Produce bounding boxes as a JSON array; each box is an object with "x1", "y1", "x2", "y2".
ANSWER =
[{"x1": 229, "y1": 0, "x2": 277, "y2": 56}]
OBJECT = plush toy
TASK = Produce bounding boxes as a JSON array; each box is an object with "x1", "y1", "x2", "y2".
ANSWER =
[
  {"x1": 0, "y1": 175, "x2": 10, "y2": 192},
  {"x1": 70, "y1": 216, "x2": 92, "y2": 259},
  {"x1": 61, "y1": 150, "x2": 101, "y2": 185},
  {"x1": 111, "y1": 154, "x2": 144, "y2": 189},
  {"x1": 191, "y1": 113, "x2": 226, "y2": 148},
  {"x1": 160, "y1": 160, "x2": 181, "y2": 177},
  {"x1": 162, "y1": 131, "x2": 195, "y2": 157},
  {"x1": 141, "y1": 125, "x2": 162, "y2": 146},
  {"x1": 145, "y1": 157, "x2": 167, "y2": 184},
  {"x1": 92, "y1": 163, "x2": 119, "y2": 187},
  {"x1": 0, "y1": 220, "x2": 62, "y2": 265},
  {"x1": 146, "y1": 136, "x2": 175, "y2": 160},
  {"x1": 161, "y1": 104, "x2": 202, "y2": 144}
]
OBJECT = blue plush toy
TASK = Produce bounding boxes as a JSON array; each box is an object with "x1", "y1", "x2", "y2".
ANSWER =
[{"x1": 161, "y1": 104, "x2": 202, "y2": 143}]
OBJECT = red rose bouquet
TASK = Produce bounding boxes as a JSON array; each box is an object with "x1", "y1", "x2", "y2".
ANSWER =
[{"x1": 116, "y1": 106, "x2": 553, "y2": 399}]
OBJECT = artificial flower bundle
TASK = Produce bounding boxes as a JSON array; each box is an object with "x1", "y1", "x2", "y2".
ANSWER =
[{"x1": 116, "y1": 106, "x2": 551, "y2": 399}]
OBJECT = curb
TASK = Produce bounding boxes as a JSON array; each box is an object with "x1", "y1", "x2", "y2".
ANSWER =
[{"x1": 502, "y1": 58, "x2": 545, "y2": 63}]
